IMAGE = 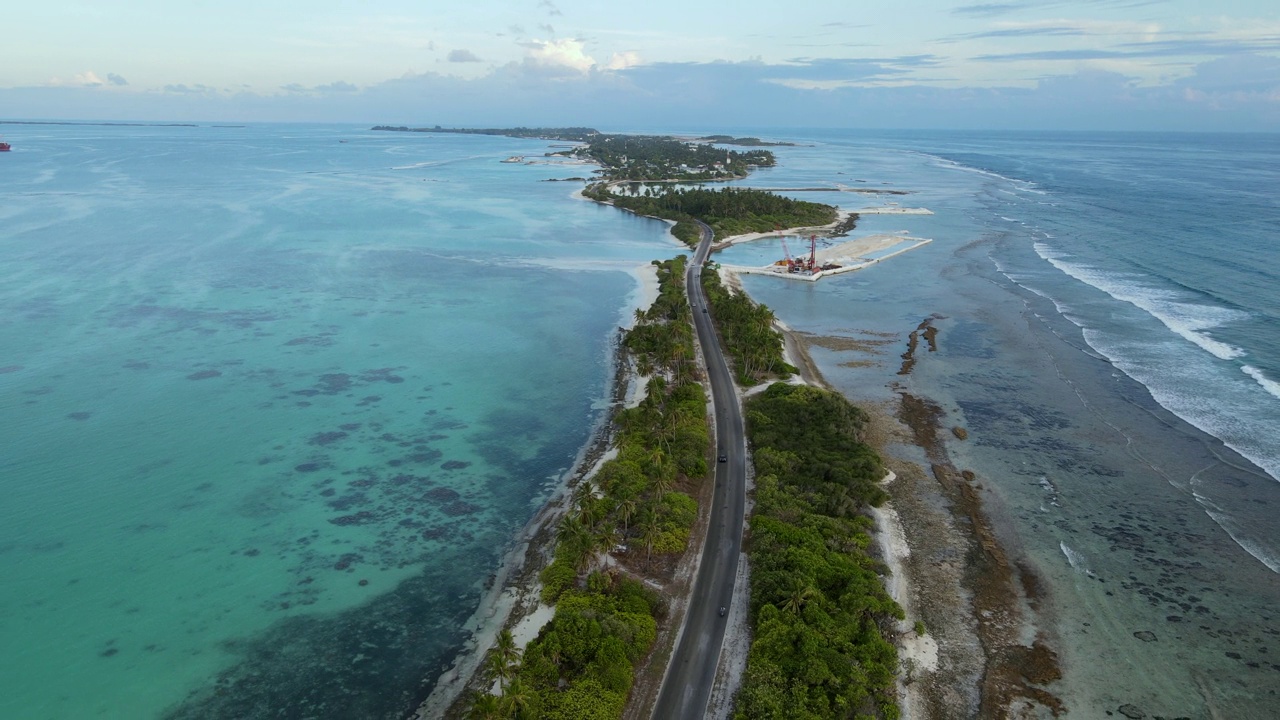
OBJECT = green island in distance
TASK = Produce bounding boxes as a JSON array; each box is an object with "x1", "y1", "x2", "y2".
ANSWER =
[{"x1": 371, "y1": 126, "x2": 839, "y2": 247}]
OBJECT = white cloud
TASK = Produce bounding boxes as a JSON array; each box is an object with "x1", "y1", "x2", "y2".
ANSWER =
[
  {"x1": 606, "y1": 52, "x2": 641, "y2": 71},
  {"x1": 524, "y1": 38, "x2": 596, "y2": 73},
  {"x1": 48, "y1": 71, "x2": 109, "y2": 87}
]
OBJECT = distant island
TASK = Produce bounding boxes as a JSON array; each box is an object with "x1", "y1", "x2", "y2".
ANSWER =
[
  {"x1": 372, "y1": 125, "x2": 777, "y2": 182},
  {"x1": 373, "y1": 125, "x2": 832, "y2": 246},
  {"x1": 695, "y1": 134, "x2": 795, "y2": 147}
]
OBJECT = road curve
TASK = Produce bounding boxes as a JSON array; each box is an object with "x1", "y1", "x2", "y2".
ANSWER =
[{"x1": 651, "y1": 221, "x2": 747, "y2": 719}]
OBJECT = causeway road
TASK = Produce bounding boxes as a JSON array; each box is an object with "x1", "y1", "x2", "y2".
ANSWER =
[{"x1": 651, "y1": 221, "x2": 747, "y2": 719}]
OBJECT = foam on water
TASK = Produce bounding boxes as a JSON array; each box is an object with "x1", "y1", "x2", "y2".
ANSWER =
[
  {"x1": 1193, "y1": 490, "x2": 1280, "y2": 574},
  {"x1": 1059, "y1": 542, "x2": 1094, "y2": 576},
  {"x1": 1035, "y1": 243, "x2": 1248, "y2": 361},
  {"x1": 1243, "y1": 365, "x2": 1280, "y2": 401}
]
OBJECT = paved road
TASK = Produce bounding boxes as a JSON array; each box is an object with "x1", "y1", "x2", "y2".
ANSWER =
[{"x1": 651, "y1": 221, "x2": 747, "y2": 719}]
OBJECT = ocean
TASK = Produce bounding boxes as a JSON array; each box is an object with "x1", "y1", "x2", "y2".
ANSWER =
[
  {"x1": 715, "y1": 129, "x2": 1280, "y2": 717},
  {"x1": 2, "y1": 124, "x2": 1277, "y2": 718},
  {"x1": 0, "y1": 124, "x2": 679, "y2": 719}
]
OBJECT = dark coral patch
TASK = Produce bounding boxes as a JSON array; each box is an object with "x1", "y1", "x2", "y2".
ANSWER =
[
  {"x1": 187, "y1": 370, "x2": 223, "y2": 381},
  {"x1": 442, "y1": 501, "x2": 482, "y2": 517},
  {"x1": 309, "y1": 431, "x2": 349, "y2": 446},
  {"x1": 423, "y1": 487, "x2": 460, "y2": 503},
  {"x1": 67, "y1": 411, "x2": 93, "y2": 421},
  {"x1": 441, "y1": 460, "x2": 471, "y2": 470},
  {"x1": 333, "y1": 553, "x2": 362, "y2": 570},
  {"x1": 317, "y1": 374, "x2": 353, "y2": 394},
  {"x1": 339, "y1": 423, "x2": 362, "y2": 432},
  {"x1": 407, "y1": 450, "x2": 443, "y2": 464},
  {"x1": 327, "y1": 493, "x2": 367, "y2": 511},
  {"x1": 294, "y1": 461, "x2": 329, "y2": 473},
  {"x1": 330, "y1": 512, "x2": 376, "y2": 526},
  {"x1": 360, "y1": 368, "x2": 406, "y2": 384},
  {"x1": 0, "y1": 365, "x2": 23, "y2": 374}
]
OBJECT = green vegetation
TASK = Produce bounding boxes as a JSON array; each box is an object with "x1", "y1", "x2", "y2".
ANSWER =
[
  {"x1": 735, "y1": 383, "x2": 901, "y2": 720},
  {"x1": 371, "y1": 126, "x2": 774, "y2": 181},
  {"x1": 697, "y1": 135, "x2": 796, "y2": 147},
  {"x1": 584, "y1": 186, "x2": 837, "y2": 247},
  {"x1": 700, "y1": 270, "x2": 796, "y2": 385},
  {"x1": 576, "y1": 135, "x2": 773, "y2": 181},
  {"x1": 373, "y1": 126, "x2": 832, "y2": 247},
  {"x1": 465, "y1": 257, "x2": 709, "y2": 720}
]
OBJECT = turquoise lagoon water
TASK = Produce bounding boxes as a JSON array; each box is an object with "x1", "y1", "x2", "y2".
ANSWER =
[{"x1": 0, "y1": 124, "x2": 681, "y2": 719}]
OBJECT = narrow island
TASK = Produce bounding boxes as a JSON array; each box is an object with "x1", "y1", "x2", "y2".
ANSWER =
[{"x1": 386, "y1": 125, "x2": 1033, "y2": 720}]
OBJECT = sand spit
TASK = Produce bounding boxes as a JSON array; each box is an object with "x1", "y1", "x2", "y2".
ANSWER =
[
  {"x1": 856, "y1": 207, "x2": 934, "y2": 215},
  {"x1": 720, "y1": 233, "x2": 934, "y2": 283},
  {"x1": 710, "y1": 209, "x2": 860, "y2": 251}
]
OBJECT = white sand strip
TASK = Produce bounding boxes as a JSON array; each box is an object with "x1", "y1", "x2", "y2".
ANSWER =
[
  {"x1": 713, "y1": 209, "x2": 858, "y2": 249},
  {"x1": 721, "y1": 235, "x2": 933, "y2": 283},
  {"x1": 871, "y1": 475, "x2": 938, "y2": 719},
  {"x1": 856, "y1": 207, "x2": 934, "y2": 215}
]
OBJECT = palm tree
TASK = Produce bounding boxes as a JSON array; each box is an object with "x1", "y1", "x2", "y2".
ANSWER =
[
  {"x1": 651, "y1": 472, "x2": 674, "y2": 498},
  {"x1": 486, "y1": 648, "x2": 513, "y2": 693},
  {"x1": 571, "y1": 479, "x2": 596, "y2": 508},
  {"x1": 501, "y1": 676, "x2": 536, "y2": 719},
  {"x1": 596, "y1": 523, "x2": 622, "y2": 565},
  {"x1": 467, "y1": 692, "x2": 503, "y2": 719},
  {"x1": 617, "y1": 496, "x2": 638, "y2": 532},
  {"x1": 494, "y1": 629, "x2": 521, "y2": 677},
  {"x1": 783, "y1": 581, "x2": 816, "y2": 615},
  {"x1": 645, "y1": 445, "x2": 668, "y2": 479},
  {"x1": 639, "y1": 515, "x2": 662, "y2": 567},
  {"x1": 557, "y1": 515, "x2": 590, "y2": 549}
]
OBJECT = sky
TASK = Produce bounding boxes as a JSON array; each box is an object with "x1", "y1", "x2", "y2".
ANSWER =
[{"x1": 1, "y1": 0, "x2": 1278, "y2": 130}]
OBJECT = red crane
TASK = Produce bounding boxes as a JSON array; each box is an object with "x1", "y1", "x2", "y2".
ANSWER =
[{"x1": 807, "y1": 235, "x2": 818, "y2": 272}]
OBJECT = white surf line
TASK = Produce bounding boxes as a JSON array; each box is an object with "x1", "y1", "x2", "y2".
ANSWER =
[{"x1": 855, "y1": 207, "x2": 934, "y2": 215}]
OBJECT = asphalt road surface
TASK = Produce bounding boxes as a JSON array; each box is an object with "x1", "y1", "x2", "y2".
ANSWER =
[{"x1": 651, "y1": 222, "x2": 747, "y2": 719}]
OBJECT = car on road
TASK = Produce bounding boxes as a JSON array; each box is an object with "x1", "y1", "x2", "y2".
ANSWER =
[
  {"x1": 718, "y1": 453, "x2": 728, "y2": 463},
  {"x1": 702, "y1": 307, "x2": 708, "y2": 313},
  {"x1": 718, "y1": 607, "x2": 726, "y2": 617}
]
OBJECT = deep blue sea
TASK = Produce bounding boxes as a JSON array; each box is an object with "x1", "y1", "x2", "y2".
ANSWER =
[
  {"x1": 715, "y1": 128, "x2": 1280, "y2": 716},
  {"x1": 2, "y1": 124, "x2": 1277, "y2": 718}
]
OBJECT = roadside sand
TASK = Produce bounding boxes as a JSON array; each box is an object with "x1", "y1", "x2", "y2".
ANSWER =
[
  {"x1": 769, "y1": 323, "x2": 945, "y2": 718},
  {"x1": 700, "y1": 278, "x2": 935, "y2": 717}
]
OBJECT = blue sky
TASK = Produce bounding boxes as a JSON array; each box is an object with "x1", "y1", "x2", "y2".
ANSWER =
[{"x1": 2, "y1": 0, "x2": 1278, "y2": 130}]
